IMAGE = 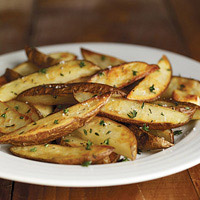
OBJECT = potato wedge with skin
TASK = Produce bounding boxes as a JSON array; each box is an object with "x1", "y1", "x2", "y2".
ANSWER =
[
  {"x1": 25, "y1": 46, "x2": 77, "y2": 68},
  {"x1": 6, "y1": 100, "x2": 40, "y2": 122},
  {"x1": 4, "y1": 68, "x2": 22, "y2": 82},
  {"x1": 65, "y1": 116, "x2": 137, "y2": 160},
  {"x1": 81, "y1": 48, "x2": 125, "y2": 69},
  {"x1": 0, "y1": 60, "x2": 100, "y2": 102},
  {"x1": 13, "y1": 61, "x2": 39, "y2": 76},
  {"x1": 88, "y1": 62, "x2": 159, "y2": 88},
  {"x1": 0, "y1": 76, "x2": 7, "y2": 86},
  {"x1": 129, "y1": 125, "x2": 173, "y2": 150},
  {"x1": 10, "y1": 144, "x2": 114, "y2": 165},
  {"x1": 149, "y1": 129, "x2": 174, "y2": 143},
  {"x1": 99, "y1": 97, "x2": 195, "y2": 129},
  {"x1": 127, "y1": 55, "x2": 172, "y2": 101},
  {"x1": 161, "y1": 76, "x2": 200, "y2": 99},
  {"x1": 0, "y1": 93, "x2": 111, "y2": 145},
  {"x1": 0, "y1": 102, "x2": 33, "y2": 134},
  {"x1": 17, "y1": 82, "x2": 125, "y2": 105},
  {"x1": 32, "y1": 104, "x2": 53, "y2": 118}
]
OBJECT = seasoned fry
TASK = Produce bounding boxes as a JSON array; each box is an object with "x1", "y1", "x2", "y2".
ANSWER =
[
  {"x1": 127, "y1": 55, "x2": 172, "y2": 101},
  {"x1": 0, "y1": 93, "x2": 111, "y2": 145},
  {"x1": 32, "y1": 104, "x2": 53, "y2": 117},
  {"x1": 13, "y1": 62, "x2": 39, "y2": 76},
  {"x1": 81, "y1": 48, "x2": 125, "y2": 69},
  {"x1": 62, "y1": 116, "x2": 137, "y2": 160},
  {"x1": 10, "y1": 144, "x2": 114, "y2": 165},
  {"x1": 129, "y1": 125, "x2": 173, "y2": 150},
  {"x1": 0, "y1": 60, "x2": 100, "y2": 102},
  {"x1": 88, "y1": 62, "x2": 159, "y2": 88},
  {"x1": 25, "y1": 46, "x2": 77, "y2": 68}
]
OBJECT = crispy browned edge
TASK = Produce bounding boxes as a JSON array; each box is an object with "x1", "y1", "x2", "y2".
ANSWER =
[
  {"x1": 88, "y1": 62, "x2": 159, "y2": 89},
  {"x1": 81, "y1": 48, "x2": 125, "y2": 63},
  {"x1": 99, "y1": 98, "x2": 196, "y2": 130},
  {"x1": 129, "y1": 125, "x2": 174, "y2": 150},
  {"x1": 10, "y1": 144, "x2": 115, "y2": 165},
  {"x1": 17, "y1": 82, "x2": 127, "y2": 99},
  {"x1": 127, "y1": 55, "x2": 172, "y2": 102},
  {"x1": 25, "y1": 46, "x2": 59, "y2": 68},
  {"x1": 0, "y1": 93, "x2": 111, "y2": 146},
  {"x1": 4, "y1": 68, "x2": 22, "y2": 82}
]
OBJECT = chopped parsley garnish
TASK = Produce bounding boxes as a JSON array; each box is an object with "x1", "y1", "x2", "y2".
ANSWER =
[
  {"x1": 44, "y1": 144, "x2": 49, "y2": 147},
  {"x1": 99, "y1": 120, "x2": 106, "y2": 126},
  {"x1": 180, "y1": 84, "x2": 185, "y2": 90},
  {"x1": 141, "y1": 102, "x2": 144, "y2": 109},
  {"x1": 1, "y1": 113, "x2": 6, "y2": 118},
  {"x1": 82, "y1": 160, "x2": 92, "y2": 167},
  {"x1": 174, "y1": 130, "x2": 182, "y2": 135},
  {"x1": 121, "y1": 157, "x2": 129, "y2": 162},
  {"x1": 103, "y1": 138, "x2": 110, "y2": 145},
  {"x1": 5, "y1": 124, "x2": 15, "y2": 128},
  {"x1": 132, "y1": 70, "x2": 137, "y2": 76},
  {"x1": 92, "y1": 94, "x2": 97, "y2": 98},
  {"x1": 142, "y1": 124, "x2": 149, "y2": 132},
  {"x1": 185, "y1": 107, "x2": 190, "y2": 110},
  {"x1": 98, "y1": 72, "x2": 104, "y2": 76},
  {"x1": 149, "y1": 84, "x2": 155, "y2": 93},
  {"x1": 26, "y1": 109, "x2": 31, "y2": 113},
  {"x1": 19, "y1": 131, "x2": 24, "y2": 135},
  {"x1": 83, "y1": 129, "x2": 87, "y2": 135},
  {"x1": 57, "y1": 105, "x2": 62, "y2": 109},
  {"x1": 106, "y1": 130, "x2": 111, "y2": 135},
  {"x1": 19, "y1": 116, "x2": 24, "y2": 119},
  {"x1": 14, "y1": 106, "x2": 19, "y2": 110},
  {"x1": 33, "y1": 122, "x2": 37, "y2": 125},
  {"x1": 149, "y1": 109, "x2": 152, "y2": 114},
  {"x1": 30, "y1": 147, "x2": 37, "y2": 152},
  {"x1": 79, "y1": 61, "x2": 85, "y2": 68},
  {"x1": 60, "y1": 73, "x2": 64, "y2": 76},
  {"x1": 161, "y1": 112, "x2": 164, "y2": 116},
  {"x1": 38, "y1": 68, "x2": 47, "y2": 74},
  {"x1": 89, "y1": 128, "x2": 92, "y2": 133},
  {"x1": 86, "y1": 140, "x2": 93, "y2": 150},
  {"x1": 64, "y1": 139, "x2": 70, "y2": 142},
  {"x1": 63, "y1": 108, "x2": 69, "y2": 114},
  {"x1": 167, "y1": 69, "x2": 171, "y2": 71},
  {"x1": 54, "y1": 120, "x2": 59, "y2": 124},
  {"x1": 127, "y1": 110, "x2": 137, "y2": 118},
  {"x1": 95, "y1": 132, "x2": 99, "y2": 136},
  {"x1": 101, "y1": 55, "x2": 106, "y2": 61}
]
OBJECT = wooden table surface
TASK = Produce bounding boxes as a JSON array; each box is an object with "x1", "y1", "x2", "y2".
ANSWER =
[{"x1": 0, "y1": 0, "x2": 200, "y2": 199}]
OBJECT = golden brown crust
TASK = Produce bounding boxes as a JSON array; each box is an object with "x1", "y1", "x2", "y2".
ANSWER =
[{"x1": 4, "y1": 68, "x2": 22, "y2": 82}]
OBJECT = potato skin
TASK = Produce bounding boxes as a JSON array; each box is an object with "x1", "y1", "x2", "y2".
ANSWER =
[{"x1": 10, "y1": 144, "x2": 114, "y2": 165}]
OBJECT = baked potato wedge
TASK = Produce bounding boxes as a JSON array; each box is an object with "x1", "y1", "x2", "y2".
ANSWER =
[
  {"x1": 25, "y1": 46, "x2": 77, "y2": 68},
  {"x1": 0, "y1": 93, "x2": 111, "y2": 145},
  {"x1": 161, "y1": 76, "x2": 200, "y2": 100},
  {"x1": 4, "y1": 68, "x2": 22, "y2": 82},
  {"x1": 148, "y1": 129, "x2": 174, "y2": 143},
  {"x1": 10, "y1": 144, "x2": 114, "y2": 165},
  {"x1": 13, "y1": 61, "x2": 39, "y2": 76},
  {"x1": 17, "y1": 82, "x2": 125, "y2": 105},
  {"x1": 88, "y1": 62, "x2": 159, "y2": 88},
  {"x1": 81, "y1": 48, "x2": 125, "y2": 69},
  {"x1": 6, "y1": 100, "x2": 40, "y2": 122},
  {"x1": 0, "y1": 101, "x2": 33, "y2": 134},
  {"x1": 129, "y1": 125, "x2": 173, "y2": 150},
  {"x1": 32, "y1": 104, "x2": 53, "y2": 117},
  {"x1": 0, "y1": 60, "x2": 100, "y2": 102},
  {"x1": 127, "y1": 55, "x2": 172, "y2": 101},
  {"x1": 63, "y1": 116, "x2": 137, "y2": 160},
  {"x1": 100, "y1": 97, "x2": 195, "y2": 129}
]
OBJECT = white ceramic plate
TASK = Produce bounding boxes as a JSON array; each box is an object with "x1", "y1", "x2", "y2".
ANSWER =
[{"x1": 0, "y1": 42, "x2": 200, "y2": 187}]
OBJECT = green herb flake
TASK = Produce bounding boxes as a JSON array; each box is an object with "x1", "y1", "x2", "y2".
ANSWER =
[
  {"x1": 54, "y1": 120, "x2": 59, "y2": 124},
  {"x1": 174, "y1": 130, "x2": 182, "y2": 135},
  {"x1": 92, "y1": 94, "x2": 97, "y2": 98},
  {"x1": 30, "y1": 147, "x2": 37, "y2": 152},
  {"x1": 95, "y1": 132, "x2": 99, "y2": 136},
  {"x1": 132, "y1": 70, "x2": 137, "y2": 76},
  {"x1": 83, "y1": 129, "x2": 87, "y2": 135},
  {"x1": 149, "y1": 109, "x2": 152, "y2": 114},
  {"x1": 38, "y1": 68, "x2": 47, "y2": 74},
  {"x1": 19, "y1": 131, "x2": 24, "y2": 135},
  {"x1": 57, "y1": 105, "x2": 62, "y2": 109},
  {"x1": 101, "y1": 55, "x2": 106, "y2": 61},
  {"x1": 14, "y1": 106, "x2": 19, "y2": 110},
  {"x1": 89, "y1": 128, "x2": 92, "y2": 133},
  {"x1": 82, "y1": 160, "x2": 92, "y2": 167},
  {"x1": 185, "y1": 107, "x2": 190, "y2": 110},
  {"x1": 63, "y1": 108, "x2": 69, "y2": 114},
  {"x1": 79, "y1": 61, "x2": 85, "y2": 68},
  {"x1": 53, "y1": 95, "x2": 58, "y2": 99},
  {"x1": 44, "y1": 144, "x2": 49, "y2": 147},
  {"x1": 121, "y1": 157, "x2": 129, "y2": 162},
  {"x1": 1, "y1": 113, "x2": 6, "y2": 118},
  {"x1": 26, "y1": 109, "x2": 31, "y2": 113},
  {"x1": 86, "y1": 140, "x2": 93, "y2": 150},
  {"x1": 106, "y1": 130, "x2": 111, "y2": 135},
  {"x1": 142, "y1": 124, "x2": 149, "y2": 132},
  {"x1": 33, "y1": 122, "x2": 37, "y2": 125},
  {"x1": 167, "y1": 69, "x2": 171, "y2": 71},
  {"x1": 141, "y1": 102, "x2": 144, "y2": 109},
  {"x1": 98, "y1": 72, "x2": 104, "y2": 76},
  {"x1": 64, "y1": 139, "x2": 70, "y2": 142},
  {"x1": 5, "y1": 124, "x2": 15, "y2": 128},
  {"x1": 60, "y1": 73, "x2": 64, "y2": 76},
  {"x1": 149, "y1": 84, "x2": 156, "y2": 93},
  {"x1": 161, "y1": 112, "x2": 164, "y2": 116},
  {"x1": 103, "y1": 138, "x2": 110, "y2": 145},
  {"x1": 99, "y1": 120, "x2": 106, "y2": 126},
  {"x1": 127, "y1": 110, "x2": 137, "y2": 119},
  {"x1": 19, "y1": 116, "x2": 24, "y2": 119}
]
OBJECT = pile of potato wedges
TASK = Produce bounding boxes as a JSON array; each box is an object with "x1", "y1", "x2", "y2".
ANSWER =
[{"x1": 0, "y1": 46, "x2": 199, "y2": 166}]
